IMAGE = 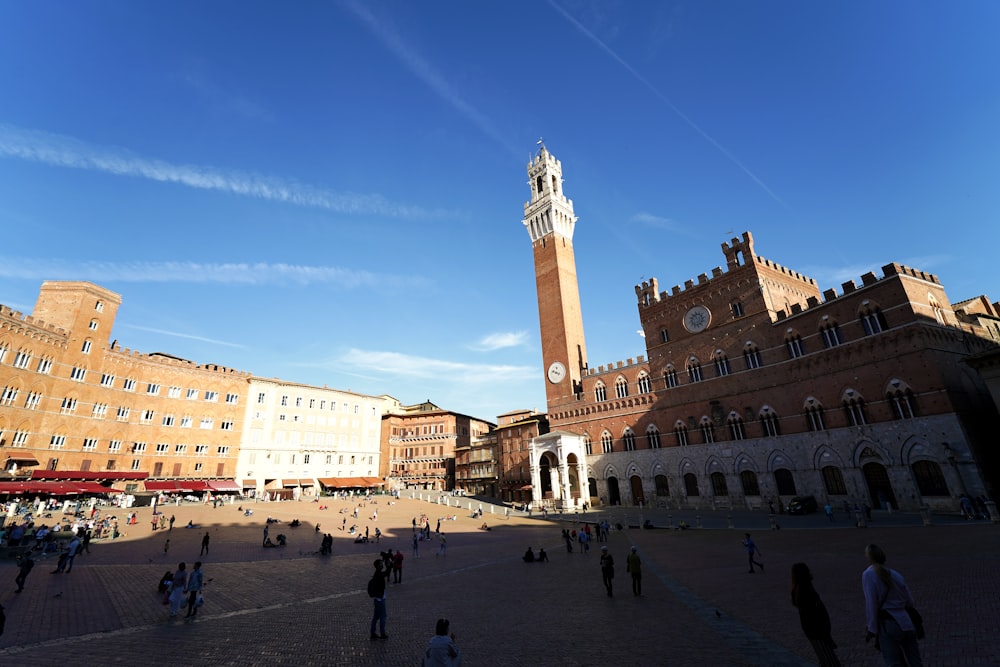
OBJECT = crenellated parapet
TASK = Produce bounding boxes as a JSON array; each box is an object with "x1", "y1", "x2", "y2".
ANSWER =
[
  {"x1": 0, "y1": 305, "x2": 71, "y2": 342},
  {"x1": 584, "y1": 356, "x2": 647, "y2": 377}
]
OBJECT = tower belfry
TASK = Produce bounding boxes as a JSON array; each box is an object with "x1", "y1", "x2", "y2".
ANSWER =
[{"x1": 523, "y1": 145, "x2": 588, "y2": 407}]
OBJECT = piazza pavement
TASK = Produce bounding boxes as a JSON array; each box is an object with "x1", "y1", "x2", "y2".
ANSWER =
[{"x1": 0, "y1": 492, "x2": 997, "y2": 666}]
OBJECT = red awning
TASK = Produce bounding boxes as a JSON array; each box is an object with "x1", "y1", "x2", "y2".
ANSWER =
[
  {"x1": 144, "y1": 481, "x2": 179, "y2": 492},
  {"x1": 0, "y1": 481, "x2": 29, "y2": 495},
  {"x1": 209, "y1": 480, "x2": 241, "y2": 492},
  {"x1": 184, "y1": 481, "x2": 212, "y2": 491},
  {"x1": 317, "y1": 477, "x2": 383, "y2": 488},
  {"x1": 73, "y1": 482, "x2": 122, "y2": 494}
]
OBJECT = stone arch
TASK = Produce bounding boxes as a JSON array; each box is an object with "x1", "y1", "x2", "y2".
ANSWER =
[
  {"x1": 704, "y1": 455, "x2": 727, "y2": 476},
  {"x1": 733, "y1": 453, "x2": 759, "y2": 474},
  {"x1": 766, "y1": 449, "x2": 796, "y2": 473},
  {"x1": 853, "y1": 438, "x2": 893, "y2": 467},
  {"x1": 899, "y1": 435, "x2": 940, "y2": 465},
  {"x1": 811, "y1": 445, "x2": 846, "y2": 470}
]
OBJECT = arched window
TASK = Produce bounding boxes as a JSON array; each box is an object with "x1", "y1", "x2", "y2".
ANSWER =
[
  {"x1": 804, "y1": 397, "x2": 825, "y2": 431},
  {"x1": 583, "y1": 434, "x2": 593, "y2": 456},
  {"x1": 727, "y1": 412, "x2": 746, "y2": 440},
  {"x1": 622, "y1": 428, "x2": 636, "y2": 451},
  {"x1": 774, "y1": 469, "x2": 797, "y2": 496},
  {"x1": 683, "y1": 473, "x2": 700, "y2": 496},
  {"x1": 822, "y1": 466, "x2": 847, "y2": 495},
  {"x1": 699, "y1": 416, "x2": 715, "y2": 444},
  {"x1": 687, "y1": 357, "x2": 703, "y2": 383},
  {"x1": 860, "y1": 300, "x2": 888, "y2": 335},
  {"x1": 646, "y1": 425, "x2": 661, "y2": 449},
  {"x1": 928, "y1": 293, "x2": 945, "y2": 324},
  {"x1": 664, "y1": 365, "x2": 678, "y2": 389},
  {"x1": 614, "y1": 376, "x2": 629, "y2": 399},
  {"x1": 740, "y1": 470, "x2": 760, "y2": 496},
  {"x1": 785, "y1": 329, "x2": 805, "y2": 359},
  {"x1": 886, "y1": 380, "x2": 917, "y2": 420},
  {"x1": 637, "y1": 372, "x2": 652, "y2": 394},
  {"x1": 674, "y1": 420, "x2": 689, "y2": 447},
  {"x1": 714, "y1": 350, "x2": 731, "y2": 377},
  {"x1": 595, "y1": 382, "x2": 607, "y2": 402},
  {"x1": 759, "y1": 406, "x2": 780, "y2": 437},
  {"x1": 743, "y1": 342, "x2": 762, "y2": 369},
  {"x1": 659, "y1": 328, "x2": 670, "y2": 343},
  {"x1": 911, "y1": 460, "x2": 949, "y2": 496},
  {"x1": 654, "y1": 474, "x2": 670, "y2": 496},
  {"x1": 710, "y1": 472, "x2": 729, "y2": 496},
  {"x1": 820, "y1": 317, "x2": 843, "y2": 348},
  {"x1": 600, "y1": 431, "x2": 613, "y2": 454},
  {"x1": 843, "y1": 389, "x2": 866, "y2": 426}
]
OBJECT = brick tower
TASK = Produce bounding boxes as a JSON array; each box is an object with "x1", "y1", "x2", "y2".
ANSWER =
[{"x1": 523, "y1": 144, "x2": 588, "y2": 409}]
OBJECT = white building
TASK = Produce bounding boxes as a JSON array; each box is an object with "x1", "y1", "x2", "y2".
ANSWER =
[{"x1": 238, "y1": 378, "x2": 388, "y2": 499}]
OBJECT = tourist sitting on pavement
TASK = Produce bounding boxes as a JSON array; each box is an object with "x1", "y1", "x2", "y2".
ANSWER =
[
  {"x1": 677, "y1": 520, "x2": 690, "y2": 530},
  {"x1": 276, "y1": 534, "x2": 287, "y2": 546},
  {"x1": 185, "y1": 520, "x2": 199, "y2": 529},
  {"x1": 537, "y1": 548, "x2": 549, "y2": 562},
  {"x1": 479, "y1": 523, "x2": 490, "y2": 531},
  {"x1": 522, "y1": 547, "x2": 535, "y2": 563},
  {"x1": 290, "y1": 519, "x2": 301, "y2": 528}
]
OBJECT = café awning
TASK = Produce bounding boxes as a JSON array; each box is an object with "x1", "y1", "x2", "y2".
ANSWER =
[
  {"x1": 209, "y1": 480, "x2": 241, "y2": 492},
  {"x1": 317, "y1": 477, "x2": 384, "y2": 489}
]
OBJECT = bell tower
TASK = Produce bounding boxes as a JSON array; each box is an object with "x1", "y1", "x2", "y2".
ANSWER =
[{"x1": 523, "y1": 143, "x2": 588, "y2": 408}]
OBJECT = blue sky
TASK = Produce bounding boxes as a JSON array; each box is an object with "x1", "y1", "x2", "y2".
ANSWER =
[{"x1": 1, "y1": 1, "x2": 997, "y2": 421}]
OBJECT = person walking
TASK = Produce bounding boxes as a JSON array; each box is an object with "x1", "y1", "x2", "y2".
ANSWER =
[
  {"x1": 262, "y1": 524, "x2": 269, "y2": 547},
  {"x1": 14, "y1": 553, "x2": 34, "y2": 593},
  {"x1": 600, "y1": 546, "x2": 615, "y2": 597},
  {"x1": 393, "y1": 550, "x2": 404, "y2": 583},
  {"x1": 742, "y1": 533, "x2": 764, "y2": 573},
  {"x1": 413, "y1": 533, "x2": 419, "y2": 558},
  {"x1": 862, "y1": 544, "x2": 922, "y2": 666},
  {"x1": 422, "y1": 618, "x2": 461, "y2": 666},
  {"x1": 200, "y1": 531, "x2": 210, "y2": 556},
  {"x1": 437, "y1": 533, "x2": 447, "y2": 557},
  {"x1": 169, "y1": 515, "x2": 175, "y2": 531},
  {"x1": 368, "y1": 560, "x2": 391, "y2": 640},
  {"x1": 791, "y1": 562, "x2": 841, "y2": 667},
  {"x1": 626, "y1": 546, "x2": 642, "y2": 596},
  {"x1": 163, "y1": 538, "x2": 170, "y2": 557},
  {"x1": 184, "y1": 561, "x2": 204, "y2": 619},
  {"x1": 168, "y1": 562, "x2": 188, "y2": 618}
]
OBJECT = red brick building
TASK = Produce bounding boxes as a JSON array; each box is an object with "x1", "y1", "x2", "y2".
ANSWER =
[{"x1": 524, "y1": 146, "x2": 998, "y2": 512}]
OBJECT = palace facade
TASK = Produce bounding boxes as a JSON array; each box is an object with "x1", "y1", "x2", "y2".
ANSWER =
[{"x1": 523, "y1": 145, "x2": 999, "y2": 512}]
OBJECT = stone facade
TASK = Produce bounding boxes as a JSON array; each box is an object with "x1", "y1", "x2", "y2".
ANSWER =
[{"x1": 525, "y1": 148, "x2": 1000, "y2": 512}]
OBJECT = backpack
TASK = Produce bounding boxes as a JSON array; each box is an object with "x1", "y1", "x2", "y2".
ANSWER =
[{"x1": 367, "y1": 575, "x2": 381, "y2": 598}]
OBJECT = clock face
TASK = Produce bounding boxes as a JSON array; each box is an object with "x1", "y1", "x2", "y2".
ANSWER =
[
  {"x1": 683, "y1": 305, "x2": 712, "y2": 333},
  {"x1": 547, "y1": 361, "x2": 567, "y2": 384}
]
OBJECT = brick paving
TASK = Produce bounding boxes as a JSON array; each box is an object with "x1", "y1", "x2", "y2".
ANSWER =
[{"x1": 0, "y1": 496, "x2": 997, "y2": 666}]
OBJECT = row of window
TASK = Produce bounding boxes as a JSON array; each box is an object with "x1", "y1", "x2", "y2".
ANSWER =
[
  {"x1": 618, "y1": 459, "x2": 949, "y2": 500},
  {"x1": 4, "y1": 431, "x2": 226, "y2": 456},
  {"x1": 268, "y1": 393, "x2": 367, "y2": 415},
  {"x1": 585, "y1": 387, "x2": 917, "y2": 454}
]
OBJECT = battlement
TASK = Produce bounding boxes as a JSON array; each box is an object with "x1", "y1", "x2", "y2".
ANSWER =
[
  {"x1": 584, "y1": 355, "x2": 647, "y2": 377},
  {"x1": 774, "y1": 262, "x2": 941, "y2": 321},
  {"x1": 753, "y1": 255, "x2": 818, "y2": 288},
  {"x1": 0, "y1": 304, "x2": 70, "y2": 338}
]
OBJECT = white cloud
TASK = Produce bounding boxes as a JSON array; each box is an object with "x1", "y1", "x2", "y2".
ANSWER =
[
  {"x1": 331, "y1": 348, "x2": 537, "y2": 383},
  {"x1": 632, "y1": 211, "x2": 680, "y2": 231},
  {"x1": 0, "y1": 123, "x2": 450, "y2": 219},
  {"x1": 0, "y1": 256, "x2": 427, "y2": 289},
  {"x1": 121, "y1": 324, "x2": 247, "y2": 349},
  {"x1": 469, "y1": 331, "x2": 530, "y2": 351}
]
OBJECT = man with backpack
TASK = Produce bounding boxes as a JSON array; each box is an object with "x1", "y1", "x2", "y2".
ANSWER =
[{"x1": 367, "y1": 559, "x2": 391, "y2": 640}]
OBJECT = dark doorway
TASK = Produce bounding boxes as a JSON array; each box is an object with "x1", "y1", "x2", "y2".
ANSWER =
[
  {"x1": 863, "y1": 462, "x2": 898, "y2": 509},
  {"x1": 607, "y1": 476, "x2": 621, "y2": 505},
  {"x1": 630, "y1": 476, "x2": 645, "y2": 505}
]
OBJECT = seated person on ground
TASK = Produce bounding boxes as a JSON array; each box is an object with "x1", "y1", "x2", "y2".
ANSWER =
[
  {"x1": 522, "y1": 547, "x2": 535, "y2": 563},
  {"x1": 480, "y1": 523, "x2": 490, "y2": 531}
]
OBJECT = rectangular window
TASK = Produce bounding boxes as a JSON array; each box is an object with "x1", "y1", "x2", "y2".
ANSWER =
[
  {"x1": 295, "y1": 397, "x2": 303, "y2": 407},
  {"x1": 141, "y1": 409, "x2": 155, "y2": 424},
  {"x1": 92, "y1": 402, "x2": 108, "y2": 417},
  {"x1": 24, "y1": 392, "x2": 41, "y2": 410},
  {"x1": 147, "y1": 383, "x2": 160, "y2": 395},
  {"x1": 302, "y1": 454, "x2": 310, "y2": 464},
  {"x1": 308, "y1": 398, "x2": 315, "y2": 408},
  {"x1": 257, "y1": 392, "x2": 266, "y2": 404},
  {"x1": 195, "y1": 445, "x2": 209, "y2": 456},
  {"x1": 220, "y1": 421, "x2": 234, "y2": 431},
  {"x1": 131, "y1": 459, "x2": 142, "y2": 471},
  {"x1": 101, "y1": 373, "x2": 115, "y2": 387},
  {"x1": 199, "y1": 417, "x2": 214, "y2": 430},
  {"x1": 204, "y1": 391, "x2": 218, "y2": 402},
  {"x1": 731, "y1": 302, "x2": 745, "y2": 317},
  {"x1": 123, "y1": 378, "x2": 137, "y2": 391},
  {"x1": 36, "y1": 357, "x2": 53, "y2": 374},
  {"x1": 155, "y1": 443, "x2": 169, "y2": 454},
  {"x1": 60, "y1": 397, "x2": 78, "y2": 414},
  {"x1": 217, "y1": 446, "x2": 229, "y2": 455},
  {"x1": 70, "y1": 367, "x2": 86, "y2": 382},
  {"x1": 320, "y1": 400, "x2": 326, "y2": 410},
  {"x1": 175, "y1": 444, "x2": 187, "y2": 454},
  {"x1": 187, "y1": 388, "x2": 198, "y2": 400},
  {"x1": 89, "y1": 320, "x2": 98, "y2": 330},
  {"x1": 108, "y1": 440, "x2": 122, "y2": 453},
  {"x1": 81, "y1": 340, "x2": 92, "y2": 354},
  {"x1": 162, "y1": 414, "x2": 175, "y2": 426},
  {"x1": 281, "y1": 395, "x2": 288, "y2": 406},
  {"x1": 787, "y1": 338, "x2": 805, "y2": 359},
  {"x1": 116, "y1": 406, "x2": 130, "y2": 421},
  {"x1": 49, "y1": 434, "x2": 66, "y2": 449},
  {"x1": 133, "y1": 442, "x2": 147, "y2": 453},
  {"x1": 106, "y1": 459, "x2": 116, "y2": 470},
  {"x1": 82, "y1": 438, "x2": 98, "y2": 451},
  {"x1": 168, "y1": 386, "x2": 182, "y2": 398},
  {"x1": 180, "y1": 416, "x2": 193, "y2": 428},
  {"x1": 12, "y1": 430, "x2": 29, "y2": 447},
  {"x1": 225, "y1": 393, "x2": 239, "y2": 404},
  {"x1": 194, "y1": 463, "x2": 203, "y2": 472},
  {"x1": 279, "y1": 414, "x2": 287, "y2": 421}
]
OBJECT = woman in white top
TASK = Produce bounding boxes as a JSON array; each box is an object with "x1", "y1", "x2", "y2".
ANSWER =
[{"x1": 861, "y1": 544, "x2": 922, "y2": 666}]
